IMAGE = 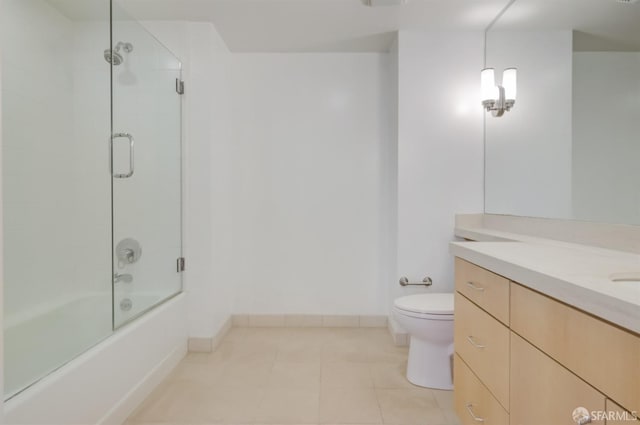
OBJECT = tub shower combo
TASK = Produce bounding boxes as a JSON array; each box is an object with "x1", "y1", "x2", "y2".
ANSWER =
[{"x1": 2, "y1": 0, "x2": 184, "y2": 401}]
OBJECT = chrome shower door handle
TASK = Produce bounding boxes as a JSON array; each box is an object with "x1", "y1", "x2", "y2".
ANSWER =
[{"x1": 111, "y1": 133, "x2": 134, "y2": 178}]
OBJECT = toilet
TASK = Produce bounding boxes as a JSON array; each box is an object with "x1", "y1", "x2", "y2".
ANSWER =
[{"x1": 392, "y1": 293, "x2": 454, "y2": 390}]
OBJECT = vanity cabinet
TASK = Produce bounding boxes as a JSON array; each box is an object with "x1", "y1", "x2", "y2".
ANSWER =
[
  {"x1": 454, "y1": 292, "x2": 509, "y2": 408},
  {"x1": 606, "y1": 400, "x2": 639, "y2": 425},
  {"x1": 454, "y1": 258, "x2": 640, "y2": 425},
  {"x1": 511, "y1": 282, "x2": 640, "y2": 414},
  {"x1": 455, "y1": 258, "x2": 510, "y2": 325},
  {"x1": 454, "y1": 260, "x2": 511, "y2": 424},
  {"x1": 510, "y1": 332, "x2": 605, "y2": 425},
  {"x1": 454, "y1": 353, "x2": 509, "y2": 425}
]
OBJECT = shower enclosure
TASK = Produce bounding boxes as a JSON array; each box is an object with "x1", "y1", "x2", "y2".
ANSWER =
[{"x1": 1, "y1": 0, "x2": 183, "y2": 399}]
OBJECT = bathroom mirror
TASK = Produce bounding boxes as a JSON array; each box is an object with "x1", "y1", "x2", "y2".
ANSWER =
[{"x1": 484, "y1": 0, "x2": 640, "y2": 225}]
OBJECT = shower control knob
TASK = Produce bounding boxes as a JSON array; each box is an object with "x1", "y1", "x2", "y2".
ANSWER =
[{"x1": 116, "y1": 238, "x2": 142, "y2": 268}]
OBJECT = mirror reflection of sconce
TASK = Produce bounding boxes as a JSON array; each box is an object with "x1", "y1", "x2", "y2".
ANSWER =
[{"x1": 481, "y1": 67, "x2": 517, "y2": 117}]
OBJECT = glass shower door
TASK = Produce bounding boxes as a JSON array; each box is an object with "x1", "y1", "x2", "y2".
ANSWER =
[{"x1": 111, "y1": 5, "x2": 183, "y2": 328}]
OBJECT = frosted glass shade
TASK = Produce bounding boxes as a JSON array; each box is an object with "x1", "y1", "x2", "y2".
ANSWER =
[
  {"x1": 503, "y1": 68, "x2": 517, "y2": 101},
  {"x1": 481, "y1": 68, "x2": 498, "y2": 102}
]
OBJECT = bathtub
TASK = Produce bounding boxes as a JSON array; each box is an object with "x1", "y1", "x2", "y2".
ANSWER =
[{"x1": 4, "y1": 292, "x2": 187, "y2": 425}]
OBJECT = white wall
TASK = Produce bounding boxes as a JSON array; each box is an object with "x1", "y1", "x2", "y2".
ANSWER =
[
  {"x1": 572, "y1": 52, "x2": 640, "y2": 225},
  {"x1": 0, "y1": 0, "x2": 5, "y2": 417},
  {"x1": 184, "y1": 23, "x2": 234, "y2": 338},
  {"x1": 394, "y1": 31, "x2": 484, "y2": 303},
  {"x1": 485, "y1": 30, "x2": 573, "y2": 219},
  {"x1": 141, "y1": 21, "x2": 235, "y2": 339},
  {"x1": 230, "y1": 53, "x2": 394, "y2": 315}
]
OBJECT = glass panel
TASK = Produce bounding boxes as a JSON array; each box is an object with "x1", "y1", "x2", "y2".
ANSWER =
[
  {"x1": 1, "y1": 0, "x2": 112, "y2": 398},
  {"x1": 111, "y1": 3, "x2": 183, "y2": 328}
]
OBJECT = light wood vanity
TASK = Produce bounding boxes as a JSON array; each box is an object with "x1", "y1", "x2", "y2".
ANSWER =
[{"x1": 453, "y1": 257, "x2": 640, "y2": 425}]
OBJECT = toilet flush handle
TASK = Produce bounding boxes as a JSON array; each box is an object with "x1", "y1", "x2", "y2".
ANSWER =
[{"x1": 399, "y1": 276, "x2": 433, "y2": 287}]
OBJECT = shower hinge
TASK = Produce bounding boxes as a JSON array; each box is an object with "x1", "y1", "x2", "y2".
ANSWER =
[
  {"x1": 175, "y1": 78, "x2": 185, "y2": 95},
  {"x1": 177, "y1": 257, "x2": 186, "y2": 272}
]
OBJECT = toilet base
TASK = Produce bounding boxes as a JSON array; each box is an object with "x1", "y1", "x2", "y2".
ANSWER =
[{"x1": 406, "y1": 336, "x2": 453, "y2": 390}]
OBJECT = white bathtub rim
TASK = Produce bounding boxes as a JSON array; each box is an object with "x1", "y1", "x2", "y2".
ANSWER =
[
  {"x1": 4, "y1": 291, "x2": 110, "y2": 330},
  {"x1": 97, "y1": 340, "x2": 186, "y2": 425},
  {"x1": 4, "y1": 292, "x2": 186, "y2": 414}
]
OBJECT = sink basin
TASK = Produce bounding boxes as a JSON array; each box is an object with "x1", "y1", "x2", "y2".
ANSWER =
[{"x1": 610, "y1": 272, "x2": 640, "y2": 283}]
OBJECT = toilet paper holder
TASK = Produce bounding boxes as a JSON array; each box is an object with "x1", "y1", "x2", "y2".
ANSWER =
[{"x1": 399, "y1": 276, "x2": 433, "y2": 287}]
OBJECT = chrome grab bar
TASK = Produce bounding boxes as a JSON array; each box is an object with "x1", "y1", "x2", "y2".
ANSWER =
[
  {"x1": 467, "y1": 335, "x2": 486, "y2": 349},
  {"x1": 399, "y1": 276, "x2": 433, "y2": 287},
  {"x1": 466, "y1": 281, "x2": 485, "y2": 292},
  {"x1": 465, "y1": 403, "x2": 485, "y2": 423},
  {"x1": 111, "y1": 133, "x2": 134, "y2": 178}
]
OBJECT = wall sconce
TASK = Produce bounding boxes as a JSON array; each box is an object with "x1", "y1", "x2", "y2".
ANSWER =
[{"x1": 481, "y1": 67, "x2": 517, "y2": 117}]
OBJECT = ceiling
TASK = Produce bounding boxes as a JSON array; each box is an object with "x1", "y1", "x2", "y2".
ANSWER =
[
  {"x1": 47, "y1": 0, "x2": 640, "y2": 52},
  {"x1": 49, "y1": 0, "x2": 512, "y2": 52},
  {"x1": 490, "y1": 0, "x2": 640, "y2": 51}
]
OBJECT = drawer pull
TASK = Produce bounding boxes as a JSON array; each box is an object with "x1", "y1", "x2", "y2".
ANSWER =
[
  {"x1": 465, "y1": 403, "x2": 485, "y2": 422},
  {"x1": 466, "y1": 281, "x2": 485, "y2": 292},
  {"x1": 467, "y1": 335, "x2": 486, "y2": 349}
]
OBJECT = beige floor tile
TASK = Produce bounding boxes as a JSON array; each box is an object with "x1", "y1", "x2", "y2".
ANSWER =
[
  {"x1": 267, "y1": 362, "x2": 321, "y2": 389},
  {"x1": 128, "y1": 327, "x2": 449, "y2": 425},
  {"x1": 254, "y1": 388, "x2": 320, "y2": 423},
  {"x1": 276, "y1": 329, "x2": 326, "y2": 362},
  {"x1": 181, "y1": 351, "x2": 219, "y2": 364},
  {"x1": 320, "y1": 388, "x2": 383, "y2": 424},
  {"x1": 370, "y1": 362, "x2": 416, "y2": 389},
  {"x1": 213, "y1": 361, "x2": 274, "y2": 388},
  {"x1": 130, "y1": 380, "x2": 216, "y2": 424},
  {"x1": 443, "y1": 408, "x2": 462, "y2": 425},
  {"x1": 211, "y1": 339, "x2": 279, "y2": 364},
  {"x1": 277, "y1": 343, "x2": 324, "y2": 363},
  {"x1": 432, "y1": 389, "x2": 454, "y2": 410},
  {"x1": 243, "y1": 327, "x2": 290, "y2": 345},
  {"x1": 376, "y1": 389, "x2": 446, "y2": 425},
  {"x1": 321, "y1": 362, "x2": 373, "y2": 388},
  {"x1": 166, "y1": 360, "x2": 226, "y2": 384},
  {"x1": 203, "y1": 386, "x2": 265, "y2": 423},
  {"x1": 322, "y1": 329, "x2": 407, "y2": 363},
  {"x1": 223, "y1": 327, "x2": 250, "y2": 342},
  {"x1": 321, "y1": 342, "x2": 361, "y2": 363}
]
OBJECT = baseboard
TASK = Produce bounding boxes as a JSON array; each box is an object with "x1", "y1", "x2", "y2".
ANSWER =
[
  {"x1": 387, "y1": 316, "x2": 409, "y2": 346},
  {"x1": 97, "y1": 341, "x2": 187, "y2": 425},
  {"x1": 187, "y1": 316, "x2": 232, "y2": 353},
  {"x1": 231, "y1": 314, "x2": 388, "y2": 328}
]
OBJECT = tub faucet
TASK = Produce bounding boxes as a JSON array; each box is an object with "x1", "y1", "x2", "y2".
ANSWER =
[{"x1": 114, "y1": 273, "x2": 133, "y2": 284}]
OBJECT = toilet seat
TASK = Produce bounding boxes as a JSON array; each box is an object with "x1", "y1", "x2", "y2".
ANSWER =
[{"x1": 394, "y1": 293, "x2": 454, "y2": 319}]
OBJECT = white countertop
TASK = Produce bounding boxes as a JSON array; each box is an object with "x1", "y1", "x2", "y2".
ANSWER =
[{"x1": 450, "y1": 230, "x2": 640, "y2": 335}]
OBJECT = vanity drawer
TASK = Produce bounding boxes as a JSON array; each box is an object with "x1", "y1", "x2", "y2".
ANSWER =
[
  {"x1": 454, "y1": 354, "x2": 509, "y2": 425},
  {"x1": 454, "y1": 292, "x2": 510, "y2": 409},
  {"x1": 511, "y1": 282, "x2": 640, "y2": 414},
  {"x1": 510, "y1": 332, "x2": 605, "y2": 425},
  {"x1": 455, "y1": 258, "x2": 510, "y2": 325}
]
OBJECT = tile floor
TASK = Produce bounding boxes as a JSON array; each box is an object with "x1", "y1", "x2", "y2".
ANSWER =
[{"x1": 126, "y1": 327, "x2": 461, "y2": 425}]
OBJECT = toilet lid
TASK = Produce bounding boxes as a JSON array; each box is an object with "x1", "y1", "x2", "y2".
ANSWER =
[{"x1": 394, "y1": 293, "x2": 454, "y2": 315}]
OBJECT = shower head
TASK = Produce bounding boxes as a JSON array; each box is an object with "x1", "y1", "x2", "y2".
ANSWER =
[
  {"x1": 103, "y1": 42, "x2": 133, "y2": 66},
  {"x1": 104, "y1": 49, "x2": 124, "y2": 65}
]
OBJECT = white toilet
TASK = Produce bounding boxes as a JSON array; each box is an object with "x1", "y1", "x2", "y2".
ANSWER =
[{"x1": 392, "y1": 293, "x2": 454, "y2": 390}]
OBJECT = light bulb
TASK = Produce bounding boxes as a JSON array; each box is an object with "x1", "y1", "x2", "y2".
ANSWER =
[
  {"x1": 481, "y1": 68, "x2": 497, "y2": 102},
  {"x1": 503, "y1": 68, "x2": 517, "y2": 101}
]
